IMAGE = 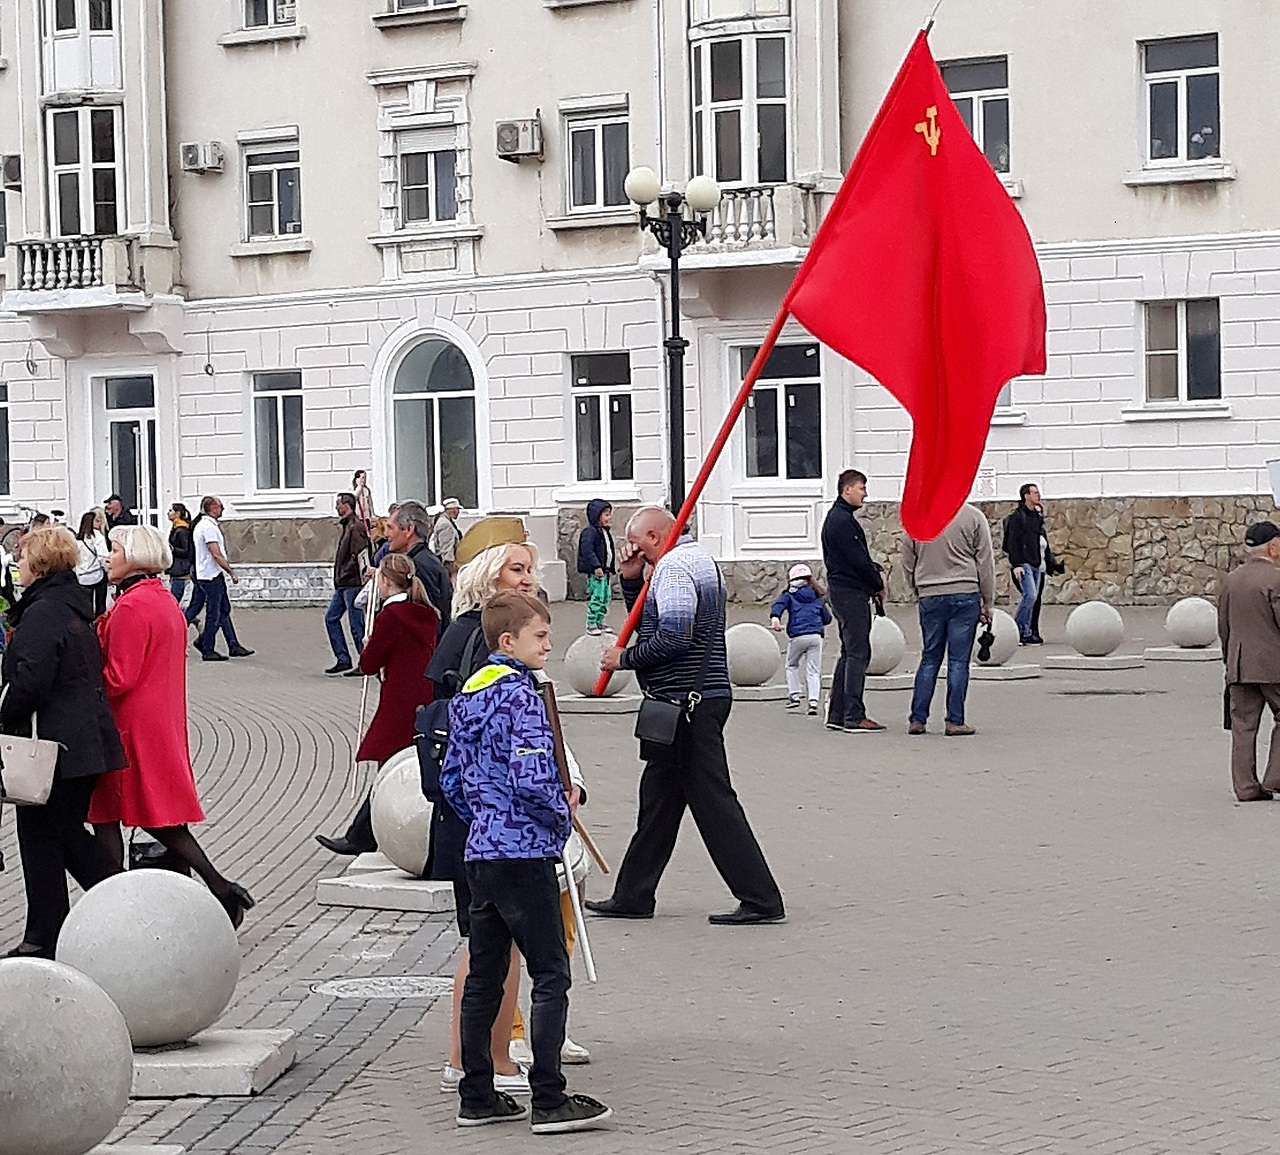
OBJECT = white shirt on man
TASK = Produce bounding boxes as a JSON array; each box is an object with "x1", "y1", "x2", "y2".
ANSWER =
[{"x1": 193, "y1": 516, "x2": 227, "y2": 581}]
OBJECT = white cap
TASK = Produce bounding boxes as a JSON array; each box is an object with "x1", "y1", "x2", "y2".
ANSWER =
[
  {"x1": 443, "y1": 497, "x2": 461, "y2": 510},
  {"x1": 788, "y1": 563, "x2": 812, "y2": 581}
]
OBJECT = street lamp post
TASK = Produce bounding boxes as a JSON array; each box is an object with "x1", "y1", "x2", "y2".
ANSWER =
[{"x1": 624, "y1": 167, "x2": 721, "y2": 513}]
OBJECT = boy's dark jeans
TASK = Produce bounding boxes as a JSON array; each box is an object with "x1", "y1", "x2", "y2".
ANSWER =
[{"x1": 460, "y1": 857, "x2": 570, "y2": 1112}]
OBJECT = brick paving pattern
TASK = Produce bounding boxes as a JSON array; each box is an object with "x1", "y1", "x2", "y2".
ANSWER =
[{"x1": 3, "y1": 604, "x2": 1277, "y2": 1153}]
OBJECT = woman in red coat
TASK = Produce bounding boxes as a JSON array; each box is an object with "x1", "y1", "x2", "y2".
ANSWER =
[
  {"x1": 89, "y1": 524, "x2": 255, "y2": 926},
  {"x1": 354, "y1": 553, "x2": 439, "y2": 762}
]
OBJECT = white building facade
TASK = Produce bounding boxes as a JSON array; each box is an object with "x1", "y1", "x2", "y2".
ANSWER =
[{"x1": 0, "y1": 0, "x2": 1275, "y2": 600}]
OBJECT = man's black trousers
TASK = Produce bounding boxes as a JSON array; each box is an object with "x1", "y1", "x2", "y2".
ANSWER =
[
  {"x1": 827, "y1": 584, "x2": 872, "y2": 726},
  {"x1": 609, "y1": 697, "x2": 783, "y2": 916},
  {"x1": 460, "y1": 858, "x2": 569, "y2": 1112}
]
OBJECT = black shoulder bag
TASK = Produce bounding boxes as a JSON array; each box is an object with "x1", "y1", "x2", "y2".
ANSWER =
[{"x1": 633, "y1": 577, "x2": 724, "y2": 746}]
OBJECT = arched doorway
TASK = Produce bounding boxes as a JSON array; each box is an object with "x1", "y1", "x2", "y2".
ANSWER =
[{"x1": 392, "y1": 336, "x2": 479, "y2": 509}]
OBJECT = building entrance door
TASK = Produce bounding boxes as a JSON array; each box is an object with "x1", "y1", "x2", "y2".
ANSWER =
[{"x1": 101, "y1": 376, "x2": 159, "y2": 526}]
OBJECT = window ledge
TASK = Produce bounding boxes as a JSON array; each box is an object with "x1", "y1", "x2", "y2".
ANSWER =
[
  {"x1": 1121, "y1": 403, "x2": 1231, "y2": 422},
  {"x1": 991, "y1": 408, "x2": 1027, "y2": 426},
  {"x1": 368, "y1": 226, "x2": 484, "y2": 247},
  {"x1": 1000, "y1": 176, "x2": 1024, "y2": 199},
  {"x1": 372, "y1": 5, "x2": 467, "y2": 29},
  {"x1": 544, "y1": 0, "x2": 633, "y2": 7},
  {"x1": 232, "y1": 494, "x2": 317, "y2": 513},
  {"x1": 218, "y1": 24, "x2": 308, "y2": 47},
  {"x1": 1123, "y1": 162, "x2": 1236, "y2": 188},
  {"x1": 546, "y1": 211, "x2": 637, "y2": 232},
  {"x1": 729, "y1": 483, "x2": 825, "y2": 501},
  {"x1": 552, "y1": 483, "x2": 643, "y2": 503},
  {"x1": 231, "y1": 237, "x2": 314, "y2": 258}
]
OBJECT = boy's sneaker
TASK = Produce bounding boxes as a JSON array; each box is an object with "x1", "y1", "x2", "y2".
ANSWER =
[
  {"x1": 807, "y1": 701, "x2": 819, "y2": 716},
  {"x1": 457, "y1": 1092, "x2": 530, "y2": 1128},
  {"x1": 509, "y1": 1038, "x2": 534, "y2": 1067},
  {"x1": 561, "y1": 1036, "x2": 591, "y2": 1064},
  {"x1": 441, "y1": 1064, "x2": 530, "y2": 1095},
  {"x1": 530, "y1": 1094, "x2": 614, "y2": 1135},
  {"x1": 586, "y1": 625, "x2": 602, "y2": 636},
  {"x1": 786, "y1": 695, "x2": 801, "y2": 710}
]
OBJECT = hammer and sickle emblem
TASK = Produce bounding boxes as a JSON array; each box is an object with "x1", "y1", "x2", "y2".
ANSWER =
[{"x1": 914, "y1": 105, "x2": 941, "y2": 156}]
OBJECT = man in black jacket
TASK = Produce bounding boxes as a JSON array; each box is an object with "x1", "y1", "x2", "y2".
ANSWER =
[
  {"x1": 1003, "y1": 483, "x2": 1045, "y2": 644},
  {"x1": 821, "y1": 469, "x2": 886, "y2": 732},
  {"x1": 324, "y1": 492, "x2": 371, "y2": 676},
  {"x1": 386, "y1": 500, "x2": 452, "y2": 629}
]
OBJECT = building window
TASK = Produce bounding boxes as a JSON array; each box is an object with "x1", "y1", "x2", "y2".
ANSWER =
[
  {"x1": 47, "y1": 107, "x2": 121, "y2": 237},
  {"x1": 88, "y1": 0, "x2": 113, "y2": 30},
  {"x1": 0, "y1": 382, "x2": 10, "y2": 497},
  {"x1": 1144, "y1": 299, "x2": 1220, "y2": 403},
  {"x1": 400, "y1": 150, "x2": 457, "y2": 225},
  {"x1": 1144, "y1": 35, "x2": 1219, "y2": 164},
  {"x1": 941, "y1": 56, "x2": 1009, "y2": 173},
  {"x1": 393, "y1": 338, "x2": 478, "y2": 508},
  {"x1": 245, "y1": 0, "x2": 295, "y2": 28},
  {"x1": 393, "y1": 0, "x2": 458, "y2": 8},
  {"x1": 692, "y1": 35, "x2": 788, "y2": 185},
  {"x1": 54, "y1": 0, "x2": 77, "y2": 31},
  {"x1": 571, "y1": 353, "x2": 634, "y2": 483},
  {"x1": 252, "y1": 371, "x2": 304, "y2": 490},
  {"x1": 244, "y1": 143, "x2": 301, "y2": 238},
  {"x1": 741, "y1": 343, "x2": 821, "y2": 480},
  {"x1": 567, "y1": 116, "x2": 629, "y2": 212}
]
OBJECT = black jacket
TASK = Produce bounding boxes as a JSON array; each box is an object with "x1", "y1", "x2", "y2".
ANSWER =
[
  {"x1": 1002, "y1": 503, "x2": 1045, "y2": 570},
  {"x1": 821, "y1": 497, "x2": 883, "y2": 595},
  {"x1": 334, "y1": 513, "x2": 371, "y2": 590},
  {"x1": 0, "y1": 571, "x2": 125, "y2": 781},
  {"x1": 408, "y1": 541, "x2": 452, "y2": 630},
  {"x1": 425, "y1": 609, "x2": 484, "y2": 700},
  {"x1": 576, "y1": 499, "x2": 616, "y2": 575},
  {"x1": 168, "y1": 523, "x2": 194, "y2": 578},
  {"x1": 106, "y1": 510, "x2": 138, "y2": 531}
]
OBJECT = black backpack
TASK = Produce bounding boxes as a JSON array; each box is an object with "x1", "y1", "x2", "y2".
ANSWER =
[{"x1": 415, "y1": 625, "x2": 488, "y2": 802}]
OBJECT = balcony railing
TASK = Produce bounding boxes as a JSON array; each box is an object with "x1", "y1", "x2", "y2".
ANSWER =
[
  {"x1": 705, "y1": 186, "x2": 777, "y2": 246},
  {"x1": 15, "y1": 238, "x2": 107, "y2": 290}
]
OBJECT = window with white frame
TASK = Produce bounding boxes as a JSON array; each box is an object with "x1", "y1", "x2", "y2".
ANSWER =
[
  {"x1": 0, "y1": 382, "x2": 11, "y2": 497},
  {"x1": 1144, "y1": 35, "x2": 1219, "y2": 164},
  {"x1": 252, "y1": 371, "x2": 304, "y2": 490},
  {"x1": 567, "y1": 115, "x2": 629, "y2": 212},
  {"x1": 393, "y1": 338, "x2": 478, "y2": 509},
  {"x1": 245, "y1": 0, "x2": 295, "y2": 28},
  {"x1": 53, "y1": 0, "x2": 114, "y2": 30},
  {"x1": 398, "y1": 134, "x2": 457, "y2": 226},
  {"x1": 47, "y1": 107, "x2": 121, "y2": 237},
  {"x1": 1143, "y1": 299, "x2": 1221, "y2": 404},
  {"x1": 244, "y1": 141, "x2": 301, "y2": 238},
  {"x1": 741, "y1": 343, "x2": 821, "y2": 480},
  {"x1": 941, "y1": 56, "x2": 1009, "y2": 174},
  {"x1": 392, "y1": 0, "x2": 459, "y2": 9},
  {"x1": 571, "y1": 353, "x2": 634, "y2": 483},
  {"x1": 692, "y1": 35, "x2": 788, "y2": 185}
]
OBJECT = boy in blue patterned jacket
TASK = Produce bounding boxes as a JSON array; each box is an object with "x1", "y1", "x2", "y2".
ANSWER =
[{"x1": 440, "y1": 591, "x2": 613, "y2": 1135}]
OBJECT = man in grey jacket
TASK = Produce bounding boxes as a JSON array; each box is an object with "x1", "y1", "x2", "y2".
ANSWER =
[{"x1": 901, "y1": 503, "x2": 996, "y2": 736}]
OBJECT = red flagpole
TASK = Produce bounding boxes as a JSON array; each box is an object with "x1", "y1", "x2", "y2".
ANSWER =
[{"x1": 592, "y1": 303, "x2": 793, "y2": 696}]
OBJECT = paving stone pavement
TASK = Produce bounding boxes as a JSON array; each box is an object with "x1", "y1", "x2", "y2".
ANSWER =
[{"x1": 3, "y1": 602, "x2": 1279, "y2": 1154}]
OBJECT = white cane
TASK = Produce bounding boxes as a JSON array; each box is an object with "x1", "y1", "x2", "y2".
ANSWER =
[
  {"x1": 350, "y1": 581, "x2": 381, "y2": 798},
  {"x1": 563, "y1": 851, "x2": 598, "y2": 983}
]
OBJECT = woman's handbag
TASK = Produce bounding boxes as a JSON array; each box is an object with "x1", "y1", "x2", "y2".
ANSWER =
[
  {"x1": 632, "y1": 576, "x2": 725, "y2": 747},
  {"x1": 0, "y1": 688, "x2": 59, "y2": 806}
]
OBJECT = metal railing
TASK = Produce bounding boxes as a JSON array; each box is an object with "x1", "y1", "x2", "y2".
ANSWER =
[
  {"x1": 15, "y1": 238, "x2": 105, "y2": 290},
  {"x1": 704, "y1": 186, "x2": 777, "y2": 246}
]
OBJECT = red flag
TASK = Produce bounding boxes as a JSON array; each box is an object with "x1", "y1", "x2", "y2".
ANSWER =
[{"x1": 785, "y1": 32, "x2": 1046, "y2": 541}]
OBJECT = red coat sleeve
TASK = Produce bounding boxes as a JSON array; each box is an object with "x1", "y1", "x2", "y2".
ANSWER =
[
  {"x1": 100, "y1": 601, "x2": 150, "y2": 698},
  {"x1": 359, "y1": 605, "x2": 396, "y2": 675}
]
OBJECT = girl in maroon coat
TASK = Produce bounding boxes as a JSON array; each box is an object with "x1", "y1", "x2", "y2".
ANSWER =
[{"x1": 354, "y1": 554, "x2": 439, "y2": 762}]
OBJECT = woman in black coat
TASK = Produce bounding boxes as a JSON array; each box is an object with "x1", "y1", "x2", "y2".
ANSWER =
[
  {"x1": 166, "y1": 502, "x2": 195, "y2": 605},
  {"x1": 2, "y1": 527, "x2": 125, "y2": 958}
]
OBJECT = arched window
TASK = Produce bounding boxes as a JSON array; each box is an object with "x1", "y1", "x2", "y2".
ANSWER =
[{"x1": 392, "y1": 337, "x2": 478, "y2": 509}]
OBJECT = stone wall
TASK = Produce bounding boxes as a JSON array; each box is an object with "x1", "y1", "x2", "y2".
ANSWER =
[
  {"x1": 222, "y1": 518, "x2": 340, "y2": 565},
  {"x1": 226, "y1": 564, "x2": 332, "y2": 606}
]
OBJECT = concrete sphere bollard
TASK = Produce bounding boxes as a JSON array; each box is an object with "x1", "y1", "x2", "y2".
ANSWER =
[
  {"x1": 1065, "y1": 601, "x2": 1124, "y2": 657},
  {"x1": 0, "y1": 958, "x2": 133, "y2": 1155},
  {"x1": 973, "y1": 608, "x2": 1020, "y2": 666},
  {"x1": 726, "y1": 622, "x2": 782, "y2": 686},
  {"x1": 1165, "y1": 596, "x2": 1217, "y2": 648},
  {"x1": 371, "y1": 747, "x2": 433, "y2": 877},
  {"x1": 563, "y1": 632, "x2": 635, "y2": 697},
  {"x1": 868, "y1": 616, "x2": 907, "y2": 675},
  {"x1": 57, "y1": 871, "x2": 240, "y2": 1047}
]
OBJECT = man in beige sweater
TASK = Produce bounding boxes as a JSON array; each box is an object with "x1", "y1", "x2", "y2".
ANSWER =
[{"x1": 901, "y1": 504, "x2": 996, "y2": 736}]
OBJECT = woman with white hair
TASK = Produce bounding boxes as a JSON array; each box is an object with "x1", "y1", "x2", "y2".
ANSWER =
[{"x1": 88, "y1": 523, "x2": 255, "y2": 927}]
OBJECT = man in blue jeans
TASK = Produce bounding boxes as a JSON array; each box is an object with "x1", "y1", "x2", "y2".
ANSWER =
[
  {"x1": 1002, "y1": 482, "x2": 1045, "y2": 644},
  {"x1": 902, "y1": 503, "x2": 996, "y2": 736},
  {"x1": 324, "y1": 492, "x2": 371, "y2": 676},
  {"x1": 191, "y1": 495, "x2": 253, "y2": 662}
]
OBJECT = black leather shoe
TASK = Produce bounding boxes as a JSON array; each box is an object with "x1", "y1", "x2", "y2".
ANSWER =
[
  {"x1": 343, "y1": 666, "x2": 364, "y2": 677},
  {"x1": 229, "y1": 646, "x2": 255, "y2": 658},
  {"x1": 315, "y1": 834, "x2": 375, "y2": 856},
  {"x1": 202, "y1": 650, "x2": 229, "y2": 662},
  {"x1": 708, "y1": 903, "x2": 786, "y2": 926},
  {"x1": 325, "y1": 662, "x2": 353, "y2": 676},
  {"x1": 583, "y1": 898, "x2": 653, "y2": 920}
]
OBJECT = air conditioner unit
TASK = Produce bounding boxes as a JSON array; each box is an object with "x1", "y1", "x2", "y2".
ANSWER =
[
  {"x1": 1, "y1": 155, "x2": 20, "y2": 191},
  {"x1": 179, "y1": 141, "x2": 225, "y2": 174},
  {"x1": 495, "y1": 117, "x2": 543, "y2": 162}
]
